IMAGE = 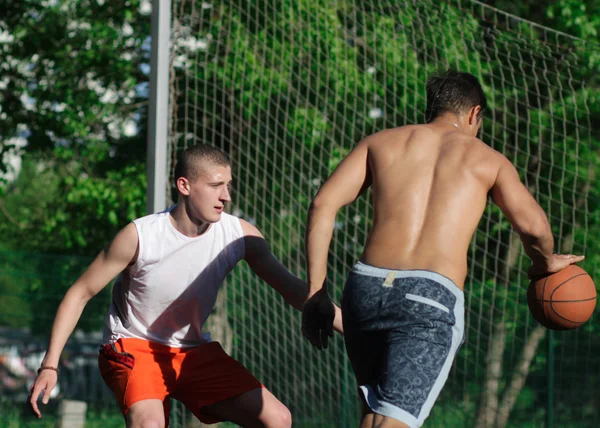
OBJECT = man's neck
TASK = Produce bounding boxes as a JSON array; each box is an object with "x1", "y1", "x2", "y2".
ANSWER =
[
  {"x1": 431, "y1": 115, "x2": 464, "y2": 131},
  {"x1": 170, "y1": 204, "x2": 211, "y2": 237}
]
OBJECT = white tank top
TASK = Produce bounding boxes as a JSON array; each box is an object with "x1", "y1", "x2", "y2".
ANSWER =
[{"x1": 103, "y1": 206, "x2": 245, "y2": 348}]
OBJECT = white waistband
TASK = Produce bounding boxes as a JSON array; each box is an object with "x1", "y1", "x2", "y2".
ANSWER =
[{"x1": 352, "y1": 261, "x2": 464, "y2": 302}]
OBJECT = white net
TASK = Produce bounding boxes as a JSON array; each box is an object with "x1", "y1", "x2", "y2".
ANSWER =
[{"x1": 167, "y1": 0, "x2": 600, "y2": 426}]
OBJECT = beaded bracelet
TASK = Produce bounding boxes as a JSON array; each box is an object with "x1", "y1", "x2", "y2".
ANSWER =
[{"x1": 37, "y1": 365, "x2": 59, "y2": 375}]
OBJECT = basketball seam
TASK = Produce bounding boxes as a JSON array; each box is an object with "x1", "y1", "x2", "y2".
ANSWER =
[
  {"x1": 549, "y1": 273, "x2": 589, "y2": 300},
  {"x1": 533, "y1": 297, "x2": 596, "y2": 303},
  {"x1": 548, "y1": 303, "x2": 582, "y2": 325},
  {"x1": 547, "y1": 272, "x2": 591, "y2": 324}
]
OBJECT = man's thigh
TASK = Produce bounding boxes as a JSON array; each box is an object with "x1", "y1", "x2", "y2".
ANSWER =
[
  {"x1": 98, "y1": 339, "x2": 172, "y2": 416},
  {"x1": 173, "y1": 342, "x2": 264, "y2": 424}
]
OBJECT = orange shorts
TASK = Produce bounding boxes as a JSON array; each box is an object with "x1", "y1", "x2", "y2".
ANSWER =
[{"x1": 98, "y1": 338, "x2": 263, "y2": 425}]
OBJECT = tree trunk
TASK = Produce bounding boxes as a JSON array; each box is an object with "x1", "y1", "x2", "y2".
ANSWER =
[
  {"x1": 475, "y1": 322, "x2": 507, "y2": 428},
  {"x1": 495, "y1": 325, "x2": 547, "y2": 428},
  {"x1": 474, "y1": 227, "x2": 522, "y2": 428}
]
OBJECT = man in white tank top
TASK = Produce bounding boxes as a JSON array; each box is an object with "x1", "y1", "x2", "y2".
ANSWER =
[{"x1": 28, "y1": 145, "x2": 343, "y2": 427}]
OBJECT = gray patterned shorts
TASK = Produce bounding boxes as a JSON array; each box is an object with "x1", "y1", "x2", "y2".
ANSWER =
[{"x1": 341, "y1": 262, "x2": 465, "y2": 428}]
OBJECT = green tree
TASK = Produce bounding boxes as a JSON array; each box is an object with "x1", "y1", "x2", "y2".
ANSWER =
[
  {"x1": 488, "y1": 0, "x2": 600, "y2": 41},
  {"x1": 0, "y1": 0, "x2": 150, "y2": 254},
  {"x1": 0, "y1": 1, "x2": 151, "y2": 333}
]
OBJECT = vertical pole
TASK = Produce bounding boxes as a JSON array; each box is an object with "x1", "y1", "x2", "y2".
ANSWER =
[
  {"x1": 547, "y1": 330, "x2": 555, "y2": 428},
  {"x1": 146, "y1": 0, "x2": 171, "y2": 214},
  {"x1": 148, "y1": 0, "x2": 176, "y2": 422}
]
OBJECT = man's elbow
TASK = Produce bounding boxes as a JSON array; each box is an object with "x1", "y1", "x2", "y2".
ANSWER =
[
  {"x1": 308, "y1": 198, "x2": 322, "y2": 215},
  {"x1": 308, "y1": 196, "x2": 336, "y2": 218},
  {"x1": 69, "y1": 281, "x2": 100, "y2": 306}
]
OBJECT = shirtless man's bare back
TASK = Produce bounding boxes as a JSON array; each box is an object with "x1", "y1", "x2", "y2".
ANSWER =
[{"x1": 302, "y1": 70, "x2": 583, "y2": 428}]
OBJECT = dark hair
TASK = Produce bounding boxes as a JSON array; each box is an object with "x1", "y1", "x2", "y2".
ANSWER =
[
  {"x1": 425, "y1": 70, "x2": 487, "y2": 123},
  {"x1": 173, "y1": 144, "x2": 230, "y2": 182}
]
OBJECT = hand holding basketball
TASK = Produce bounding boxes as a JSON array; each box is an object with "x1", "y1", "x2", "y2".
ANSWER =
[
  {"x1": 527, "y1": 262, "x2": 597, "y2": 330},
  {"x1": 528, "y1": 254, "x2": 585, "y2": 278}
]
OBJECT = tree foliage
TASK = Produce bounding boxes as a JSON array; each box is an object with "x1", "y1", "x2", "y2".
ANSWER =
[{"x1": 0, "y1": 0, "x2": 150, "y2": 254}]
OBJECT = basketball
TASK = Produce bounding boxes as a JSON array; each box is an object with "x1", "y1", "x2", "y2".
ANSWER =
[{"x1": 527, "y1": 265, "x2": 597, "y2": 330}]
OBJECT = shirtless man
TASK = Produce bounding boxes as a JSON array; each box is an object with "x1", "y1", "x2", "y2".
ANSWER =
[
  {"x1": 302, "y1": 70, "x2": 583, "y2": 428},
  {"x1": 29, "y1": 144, "x2": 342, "y2": 428}
]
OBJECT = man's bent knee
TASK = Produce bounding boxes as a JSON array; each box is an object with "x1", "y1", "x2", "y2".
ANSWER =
[
  {"x1": 126, "y1": 416, "x2": 164, "y2": 428},
  {"x1": 126, "y1": 399, "x2": 166, "y2": 428},
  {"x1": 263, "y1": 405, "x2": 292, "y2": 428}
]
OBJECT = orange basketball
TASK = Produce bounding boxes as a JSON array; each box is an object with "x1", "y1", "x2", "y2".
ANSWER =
[{"x1": 527, "y1": 265, "x2": 597, "y2": 330}]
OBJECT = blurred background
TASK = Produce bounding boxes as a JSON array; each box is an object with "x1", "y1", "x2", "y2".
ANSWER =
[{"x1": 0, "y1": 0, "x2": 599, "y2": 427}]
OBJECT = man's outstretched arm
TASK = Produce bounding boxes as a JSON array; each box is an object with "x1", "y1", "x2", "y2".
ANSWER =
[
  {"x1": 29, "y1": 223, "x2": 139, "y2": 418},
  {"x1": 241, "y1": 220, "x2": 343, "y2": 334}
]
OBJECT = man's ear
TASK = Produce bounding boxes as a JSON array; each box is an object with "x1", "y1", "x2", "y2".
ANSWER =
[
  {"x1": 468, "y1": 105, "x2": 481, "y2": 125},
  {"x1": 176, "y1": 177, "x2": 191, "y2": 196}
]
